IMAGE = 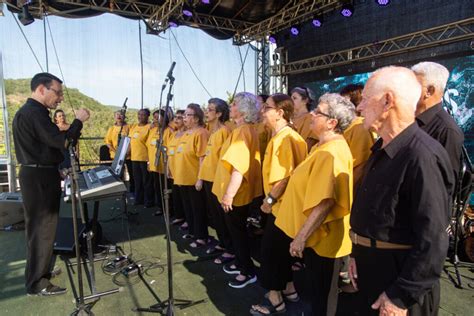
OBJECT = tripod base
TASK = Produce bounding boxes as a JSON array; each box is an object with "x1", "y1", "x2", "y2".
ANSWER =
[
  {"x1": 71, "y1": 299, "x2": 99, "y2": 316},
  {"x1": 134, "y1": 298, "x2": 206, "y2": 315}
]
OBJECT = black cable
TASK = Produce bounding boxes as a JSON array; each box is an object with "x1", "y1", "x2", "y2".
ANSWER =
[
  {"x1": 170, "y1": 30, "x2": 212, "y2": 98},
  {"x1": 10, "y1": 11, "x2": 44, "y2": 72},
  {"x1": 232, "y1": 44, "x2": 251, "y2": 98},
  {"x1": 238, "y1": 46, "x2": 246, "y2": 91}
]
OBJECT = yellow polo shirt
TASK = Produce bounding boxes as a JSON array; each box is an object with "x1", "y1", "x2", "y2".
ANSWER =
[
  {"x1": 262, "y1": 127, "x2": 307, "y2": 216},
  {"x1": 129, "y1": 124, "x2": 150, "y2": 162},
  {"x1": 343, "y1": 116, "x2": 375, "y2": 169},
  {"x1": 293, "y1": 113, "x2": 318, "y2": 143},
  {"x1": 167, "y1": 131, "x2": 183, "y2": 179},
  {"x1": 275, "y1": 138, "x2": 353, "y2": 258},
  {"x1": 199, "y1": 125, "x2": 231, "y2": 182},
  {"x1": 212, "y1": 123, "x2": 263, "y2": 206},
  {"x1": 173, "y1": 128, "x2": 209, "y2": 186},
  {"x1": 104, "y1": 124, "x2": 130, "y2": 159},
  {"x1": 147, "y1": 127, "x2": 173, "y2": 173}
]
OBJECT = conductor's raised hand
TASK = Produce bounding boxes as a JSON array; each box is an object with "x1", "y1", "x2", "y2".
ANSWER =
[{"x1": 75, "y1": 108, "x2": 90, "y2": 122}]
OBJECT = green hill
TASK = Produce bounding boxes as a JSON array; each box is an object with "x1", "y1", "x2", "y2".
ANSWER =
[{"x1": 3, "y1": 78, "x2": 138, "y2": 165}]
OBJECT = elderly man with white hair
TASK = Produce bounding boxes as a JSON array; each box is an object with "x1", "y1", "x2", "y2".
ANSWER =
[
  {"x1": 348, "y1": 66, "x2": 454, "y2": 316},
  {"x1": 412, "y1": 61, "x2": 464, "y2": 189}
]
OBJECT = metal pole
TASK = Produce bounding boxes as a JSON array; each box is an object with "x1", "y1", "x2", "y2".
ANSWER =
[{"x1": 0, "y1": 51, "x2": 16, "y2": 192}]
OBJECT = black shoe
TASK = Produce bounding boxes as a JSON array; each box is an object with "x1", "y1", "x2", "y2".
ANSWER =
[
  {"x1": 223, "y1": 263, "x2": 241, "y2": 275},
  {"x1": 27, "y1": 284, "x2": 67, "y2": 296},
  {"x1": 228, "y1": 274, "x2": 257, "y2": 289}
]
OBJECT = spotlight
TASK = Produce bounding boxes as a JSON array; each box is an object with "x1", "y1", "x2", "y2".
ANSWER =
[
  {"x1": 290, "y1": 25, "x2": 300, "y2": 36},
  {"x1": 312, "y1": 15, "x2": 323, "y2": 28},
  {"x1": 169, "y1": 19, "x2": 179, "y2": 28},
  {"x1": 340, "y1": 3, "x2": 354, "y2": 17},
  {"x1": 18, "y1": 4, "x2": 34, "y2": 26},
  {"x1": 375, "y1": 0, "x2": 390, "y2": 5},
  {"x1": 268, "y1": 34, "x2": 277, "y2": 44},
  {"x1": 201, "y1": 0, "x2": 211, "y2": 4},
  {"x1": 182, "y1": 4, "x2": 193, "y2": 17}
]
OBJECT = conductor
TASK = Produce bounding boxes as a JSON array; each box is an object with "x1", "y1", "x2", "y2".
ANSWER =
[{"x1": 12, "y1": 73, "x2": 90, "y2": 296}]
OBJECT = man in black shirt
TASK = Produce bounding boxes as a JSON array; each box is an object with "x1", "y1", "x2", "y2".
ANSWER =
[
  {"x1": 412, "y1": 61, "x2": 464, "y2": 190},
  {"x1": 13, "y1": 73, "x2": 90, "y2": 296},
  {"x1": 348, "y1": 67, "x2": 454, "y2": 316}
]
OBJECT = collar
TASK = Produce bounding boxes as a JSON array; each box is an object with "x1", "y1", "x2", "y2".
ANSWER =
[
  {"x1": 27, "y1": 98, "x2": 50, "y2": 115},
  {"x1": 371, "y1": 123, "x2": 419, "y2": 159},
  {"x1": 416, "y1": 102, "x2": 443, "y2": 126}
]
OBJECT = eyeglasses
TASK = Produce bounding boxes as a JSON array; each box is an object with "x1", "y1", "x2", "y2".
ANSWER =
[
  {"x1": 184, "y1": 113, "x2": 195, "y2": 117},
  {"x1": 206, "y1": 108, "x2": 216, "y2": 112},
  {"x1": 312, "y1": 109, "x2": 331, "y2": 118},
  {"x1": 262, "y1": 104, "x2": 277, "y2": 112},
  {"x1": 175, "y1": 116, "x2": 184, "y2": 120},
  {"x1": 48, "y1": 87, "x2": 64, "y2": 97}
]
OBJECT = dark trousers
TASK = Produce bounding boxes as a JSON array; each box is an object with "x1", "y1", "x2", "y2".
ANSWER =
[
  {"x1": 19, "y1": 167, "x2": 61, "y2": 293},
  {"x1": 125, "y1": 159, "x2": 135, "y2": 193},
  {"x1": 172, "y1": 184, "x2": 185, "y2": 220},
  {"x1": 302, "y1": 249, "x2": 340, "y2": 316},
  {"x1": 181, "y1": 185, "x2": 208, "y2": 240},
  {"x1": 203, "y1": 181, "x2": 233, "y2": 252},
  {"x1": 351, "y1": 245, "x2": 440, "y2": 316},
  {"x1": 132, "y1": 161, "x2": 153, "y2": 206},
  {"x1": 260, "y1": 214, "x2": 294, "y2": 290},
  {"x1": 152, "y1": 172, "x2": 163, "y2": 210},
  {"x1": 224, "y1": 203, "x2": 255, "y2": 276}
]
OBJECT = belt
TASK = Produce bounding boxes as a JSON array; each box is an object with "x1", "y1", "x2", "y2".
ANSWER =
[
  {"x1": 349, "y1": 230, "x2": 412, "y2": 250},
  {"x1": 22, "y1": 164, "x2": 58, "y2": 169}
]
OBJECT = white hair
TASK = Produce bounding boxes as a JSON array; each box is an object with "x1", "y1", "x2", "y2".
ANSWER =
[
  {"x1": 318, "y1": 93, "x2": 356, "y2": 134},
  {"x1": 369, "y1": 66, "x2": 421, "y2": 113},
  {"x1": 411, "y1": 61, "x2": 449, "y2": 95},
  {"x1": 234, "y1": 92, "x2": 259, "y2": 123}
]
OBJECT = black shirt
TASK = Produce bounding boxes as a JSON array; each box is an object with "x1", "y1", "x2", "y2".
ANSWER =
[
  {"x1": 13, "y1": 98, "x2": 83, "y2": 166},
  {"x1": 416, "y1": 103, "x2": 464, "y2": 186},
  {"x1": 350, "y1": 123, "x2": 454, "y2": 308}
]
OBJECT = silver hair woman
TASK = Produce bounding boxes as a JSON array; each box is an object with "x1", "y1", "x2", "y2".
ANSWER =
[
  {"x1": 318, "y1": 93, "x2": 356, "y2": 134},
  {"x1": 234, "y1": 92, "x2": 260, "y2": 124}
]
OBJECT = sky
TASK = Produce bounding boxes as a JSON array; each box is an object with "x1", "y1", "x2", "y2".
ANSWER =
[{"x1": 0, "y1": 7, "x2": 257, "y2": 109}]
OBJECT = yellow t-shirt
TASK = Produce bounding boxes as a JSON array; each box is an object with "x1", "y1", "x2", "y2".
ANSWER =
[
  {"x1": 262, "y1": 127, "x2": 307, "y2": 216},
  {"x1": 147, "y1": 127, "x2": 173, "y2": 173},
  {"x1": 293, "y1": 113, "x2": 318, "y2": 143},
  {"x1": 275, "y1": 138, "x2": 353, "y2": 258},
  {"x1": 343, "y1": 116, "x2": 375, "y2": 169},
  {"x1": 212, "y1": 123, "x2": 263, "y2": 206},
  {"x1": 255, "y1": 122, "x2": 272, "y2": 162},
  {"x1": 167, "y1": 131, "x2": 184, "y2": 179},
  {"x1": 199, "y1": 125, "x2": 231, "y2": 182},
  {"x1": 129, "y1": 124, "x2": 150, "y2": 162},
  {"x1": 173, "y1": 127, "x2": 209, "y2": 186},
  {"x1": 225, "y1": 120, "x2": 237, "y2": 131},
  {"x1": 104, "y1": 124, "x2": 130, "y2": 159}
]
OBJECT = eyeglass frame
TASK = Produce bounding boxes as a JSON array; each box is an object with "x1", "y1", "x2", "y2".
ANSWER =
[{"x1": 47, "y1": 87, "x2": 64, "y2": 97}]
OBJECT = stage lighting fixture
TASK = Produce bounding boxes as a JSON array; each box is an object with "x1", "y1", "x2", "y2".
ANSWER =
[
  {"x1": 268, "y1": 34, "x2": 277, "y2": 44},
  {"x1": 18, "y1": 4, "x2": 34, "y2": 26},
  {"x1": 182, "y1": 4, "x2": 193, "y2": 17},
  {"x1": 169, "y1": 19, "x2": 179, "y2": 28},
  {"x1": 340, "y1": 3, "x2": 354, "y2": 17},
  {"x1": 290, "y1": 25, "x2": 300, "y2": 36},
  {"x1": 312, "y1": 15, "x2": 323, "y2": 27},
  {"x1": 202, "y1": 0, "x2": 211, "y2": 4},
  {"x1": 376, "y1": 0, "x2": 390, "y2": 5}
]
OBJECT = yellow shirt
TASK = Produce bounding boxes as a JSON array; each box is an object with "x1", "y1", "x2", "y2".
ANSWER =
[
  {"x1": 343, "y1": 116, "x2": 375, "y2": 169},
  {"x1": 262, "y1": 126, "x2": 307, "y2": 216},
  {"x1": 212, "y1": 123, "x2": 263, "y2": 206},
  {"x1": 225, "y1": 120, "x2": 237, "y2": 131},
  {"x1": 293, "y1": 113, "x2": 317, "y2": 143},
  {"x1": 255, "y1": 122, "x2": 272, "y2": 162},
  {"x1": 173, "y1": 127, "x2": 209, "y2": 186},
  {"x1": 129, "y1": 124, "x2": 150, "y2": 162},
  {"x1": 104, "y1": 124, "x2": 130, "y2": 159},
  {"x1": 199, "y1": 125, "x2": 231, "y2": 182},
  {"x1": 147, "y1": 127, "x2": 173, "y2": 173},
  {"x1": 167, "y1": 131, "x2": 184, "y2": 179},
  {"x1": 275, "y1": 139, "x2": 353, "y2": 258}
]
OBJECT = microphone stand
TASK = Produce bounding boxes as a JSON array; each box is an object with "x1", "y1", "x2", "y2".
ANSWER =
[{"x1": 135, "y1": 63, "x2": 203, "y2": 315}]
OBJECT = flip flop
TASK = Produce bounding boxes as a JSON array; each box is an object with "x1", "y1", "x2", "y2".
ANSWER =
[
  {"x1": 189, "y1": 239, "x2": 209, "y2": 248},
  {"x1": 213, "y1": 254, "x2": 235, "y2": 265},
  {"x1": 250, "y1": 298, "x2": 286, "y2": 315}
]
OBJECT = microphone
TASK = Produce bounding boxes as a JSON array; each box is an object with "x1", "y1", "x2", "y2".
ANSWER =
[
  {"x1": 166, "y1": 61, "x2": 176, "y2": 78},
  {"x1": 121, "y1": 97, "x2": 128, "y2": 116}
]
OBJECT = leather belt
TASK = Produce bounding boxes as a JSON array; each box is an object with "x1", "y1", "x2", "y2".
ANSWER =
[
  {"x1": 22, "y1": 164, "x2": 58, "y2": 169},
  {"x1": 350, "y1": 230, "x2": 412, "y2": 250}
]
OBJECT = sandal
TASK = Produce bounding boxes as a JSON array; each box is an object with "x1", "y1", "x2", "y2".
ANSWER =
[
  {"x1": 282, "y1": 291, "x2": 300, "y2": 303},
  {"x1": 206, "y1": 245, "x2": 224, "y2": 255},
  {"x1": 291, "y1": 261, "x2": 305, "y2": 271},
  {"x1": 213, "y1": 253, "x2": 235, "y2": 265},
  {"x1": 189, "y1": 239, "x2": 209, "y2": 249},
  {"x1": 250, "y1": 298, "x2": 286, "y2": 315}
]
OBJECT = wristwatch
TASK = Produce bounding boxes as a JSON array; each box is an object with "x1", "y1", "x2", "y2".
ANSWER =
[{"x1": 266, "y1": 194, "x2": 277, "y2": 206}]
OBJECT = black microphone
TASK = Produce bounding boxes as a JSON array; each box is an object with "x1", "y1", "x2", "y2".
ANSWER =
[
  {"x1": 166, "y1": 61, "x2": 176, "y2": 78},
  {"x1": 121, "y1": 97, "x2": 128, "y2": 116}
]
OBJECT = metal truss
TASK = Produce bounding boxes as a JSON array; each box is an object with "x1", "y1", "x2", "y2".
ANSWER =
[
  {"x1": 235, "y1": 0, "x2": 341, "y2": 45},
  {"x1": 255, "y1": 40, "x2": 270, "y2": 95},
  {"x1": 276, "y1": 18, "x2": 474, "y2": 76},
  {"x1": 270, "y1": 46, "x2": 288, "y2": 94}
]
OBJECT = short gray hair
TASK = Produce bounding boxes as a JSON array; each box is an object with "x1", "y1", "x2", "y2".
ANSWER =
[
  {"x1": 411, "y1": 62, "x2": 449, "y2": 95},
  {"x1": 234, "y1": 92, "x2": 259, "y2": 123},
  {"x1": 318, "y1": 93, "x2": 356, "y2": 134}
]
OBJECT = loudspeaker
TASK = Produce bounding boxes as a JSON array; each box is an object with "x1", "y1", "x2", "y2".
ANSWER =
[
  {"x1": 0, "y1": 192, "x2": 24, "y2": 227},
  {"x1": 53, "y1": 217, "x2": 86, "y2": 253}
]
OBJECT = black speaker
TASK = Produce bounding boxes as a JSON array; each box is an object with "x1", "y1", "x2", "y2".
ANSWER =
[
  {"x1": 0, "y1": 192, "x2": 24, "y2": 227},
  {"x1": 53, "y1": 217, "x2": 86, "y2": 253}
]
